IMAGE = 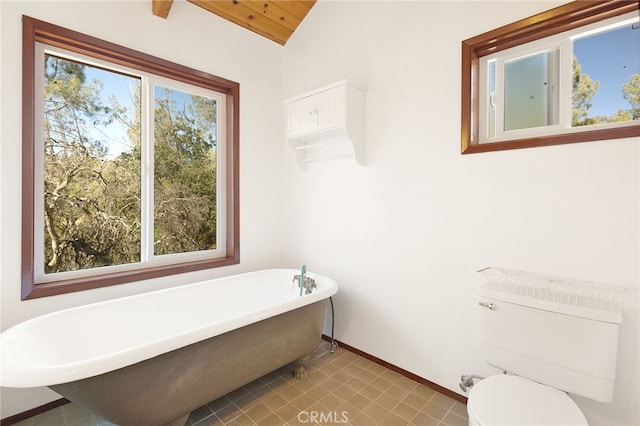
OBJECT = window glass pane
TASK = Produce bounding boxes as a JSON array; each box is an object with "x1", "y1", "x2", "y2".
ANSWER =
[
  {"x1": 153, "y1": 86, "x2": 218, "y2": 256},
  {"x1": 504, "y1": 49, "x2": 559, "y2": 131},
  {"x1": 488, "y1": 59, "x2": 496, "y2": 138},
  {"x1": 44, "y1": 55, "x2": 141, "y2": 274},
  {"x1": 572, "y1": 21, "x2": 640, "y2": 126}
]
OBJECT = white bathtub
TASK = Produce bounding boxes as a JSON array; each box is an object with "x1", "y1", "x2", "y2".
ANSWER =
[{"x1": 1, "y1": 268, "x2": 338, "y2": 425}]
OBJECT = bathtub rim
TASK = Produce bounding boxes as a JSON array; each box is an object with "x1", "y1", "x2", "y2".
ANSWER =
[{"x1": 0, "y1": 268, "x2": 338, "y2": 388}]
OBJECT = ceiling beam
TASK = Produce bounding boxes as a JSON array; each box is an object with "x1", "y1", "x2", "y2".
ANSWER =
[{"x1": 152, "y1": 0, "x2": 174, "y2": 19}]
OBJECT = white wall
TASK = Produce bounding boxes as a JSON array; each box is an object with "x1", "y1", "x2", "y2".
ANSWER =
[
  {"x1": 0, "y1": 0, "x2": 285, "y2": 418},
  {"x1": 283, "y1": 2, "x2": 639, "y2": 425}
]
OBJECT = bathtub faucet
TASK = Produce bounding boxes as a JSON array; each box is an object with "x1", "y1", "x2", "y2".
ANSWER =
[{"x1": 293, "y1": 271, "x2": 317, "y2": 295}]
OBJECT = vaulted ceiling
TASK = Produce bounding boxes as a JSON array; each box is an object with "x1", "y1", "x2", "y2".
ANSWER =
[{"x1": 152, "y1": 0, "x2": 317, "y2": 45}]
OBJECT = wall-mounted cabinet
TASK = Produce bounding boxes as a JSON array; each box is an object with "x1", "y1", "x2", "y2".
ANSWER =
[{"x1": 285, "y1": 80, "x2": 366, "y2": 168}]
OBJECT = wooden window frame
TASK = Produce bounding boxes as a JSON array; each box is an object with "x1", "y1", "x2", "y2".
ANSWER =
[
  {"x1": 22, "y1": 16, "x2": 240, "y2": 299},
  {"x1": 461, "y1": 1, "x2": 640, "y2": 154}
]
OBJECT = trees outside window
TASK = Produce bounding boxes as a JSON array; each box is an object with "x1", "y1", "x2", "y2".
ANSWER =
[{"x1": 23, "y1": 17, "x2": 239, "y2": 299}]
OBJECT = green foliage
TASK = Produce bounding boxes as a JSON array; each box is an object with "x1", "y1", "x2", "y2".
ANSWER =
[
  {"x1": 572, "y1": 56, "x2": 600, "y2": 127},
  {"x1": 622, "y1": 74, "x2": 640, "y2": 120},
  {"x1": 43, "y1": 56, "x2": 217, "y2": 274},
  {"x1": 153, "y1": 90, "x2": 217, "y2": 255},
  {"x1": 572, "y1": 55, "x2": 639, "y2": 126}
]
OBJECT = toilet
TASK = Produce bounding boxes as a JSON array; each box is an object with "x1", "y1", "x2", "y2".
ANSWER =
[{"x1": 467, "y1": 269, "x2": 623, "y2": 425}]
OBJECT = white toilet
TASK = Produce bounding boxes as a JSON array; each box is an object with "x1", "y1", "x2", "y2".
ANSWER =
[{"x1": 467, "y1": 269, "x2": 623, "y2": 426}]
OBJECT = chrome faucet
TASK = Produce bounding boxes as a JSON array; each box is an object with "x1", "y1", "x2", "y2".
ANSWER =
[{"x1": 293, "y1": 265, "x2": 316, "y2": 295}]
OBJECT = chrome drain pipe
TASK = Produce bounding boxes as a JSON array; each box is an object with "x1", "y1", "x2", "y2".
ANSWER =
[{"x1": 459, "y1": 374, "x2": 484, "y2": 392}]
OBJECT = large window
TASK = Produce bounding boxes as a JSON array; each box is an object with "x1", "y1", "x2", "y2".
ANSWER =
[
  {"x1": 461, "y1": 2, "x2": 640, "y2": 153},
  {"x1": 22, "y1": 16, "x2": 239, "y2": 299}
]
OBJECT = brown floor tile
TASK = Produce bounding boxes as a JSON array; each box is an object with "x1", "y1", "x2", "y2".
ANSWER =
[
  {"x1": 272, "y1": 402, "x2": 300, "y2": 423},
  {"x1": 386, "y1": 383, "x2": 412, "y2": 400},
  {"x1": 366, "y1": 362, "x2": 388, "y2": 376},
  {"x1": 333, "y1": 384, "x2": 358, "y2": 401},
  {"x1": 380, "y1": 411, "x2": 409, "y2": 426},
  {"x1": 261, "y1": 393, "x2": 287, "y2": 412},
  {"x1": 374, "y1": 392, "x2": 402, "y2": 411},
  {"x1": 214, "y1": 403, "x2": 243, "y2": 423},
  {"x1": 192, "y1": 413, "x2": 222, "y2": 426},
  {"x1": 410, "y1": 411, "x2": 441, "y2": 426},
  {"x1": 429, "y1": 392, "x2": 456, "y2": 411},
  {"x1": 336, "y1": 400, "x2": 361, "y2": 419},
  {"x1": 344, "y1": 392, "x2": 370, "y2": 411},
  {"x1": 391, "y1": 401, "x2": 419, "y2": 422},
  {"x1": 360, "y1": 383, "x2": 384, "y2": 401},
  {"x1": 442, "y1": 411, "x2": 468, "y2": 426},
  {"x1": 451, "y1": 400, "x2": 469, "y2": 418},
  {"x1": 332, "y1": 368, "x2": 354, "y2": 384},
  {"x1": 344, "y1": 376, "x2": 367, "y2": 393},
  {"x1": 370, "y1": 376, "x2": 393, "y2": 393},
  {"x1": 350, "y1": 411, "x2": 378, "y2": 426},
  {"x1": 379, "y1": 369, "x2": 403, "y2": 384},
  {"x1": 207, "y1": 396, "x2": 233, "y2": 413},
  {"x1": 257, "y1": 413, "x2": 285, "y2": 426},
  {"x1": 343, "y1": 363, "x2": 366, "y2": 378},
  {"x1": 395, "y1": 375, "x2": 418, "y2": 392},
  {"x1": 225, "y1": 387, "x2": 250, "y2": 403},
  {"x1": 14, "y1": 343, "x2": 469, "y2": 426},
  {"x1": 224, "y1": 413, "x2": 252, "y2": 425},
  {"x1": 234, "y1": 393, "x2": 260, "y2": 411},
  {"x1": 420, "y1": 400, "x2": 450, "y2": 420},
  {"x1": 303, "y1": 384, "x2": 330, "y2": 402},
  {"x1": 402, "y1": 392, "x2": 428, "y2": 411},
  {"x1": 318, "y1": 392, "x2": 345, "y2": 411},
  {"x1": 289, "y1": 392, "x2": 316, "y2": 411},
  {"x1": 276, "y1": 383, "x2": 302, "y2": 401},
  {"x1": 188, "y1": 405, "x2": 215, "y2": 423},
  {"x1": 244, "y1": 402, "x2": 271, "y2": 423},
  {"x1": 360, "y1": 400, "x2": 390, "y2": 421},
  {"x1": 412, "y1": 384, "x2": 437, "y2": 401}
]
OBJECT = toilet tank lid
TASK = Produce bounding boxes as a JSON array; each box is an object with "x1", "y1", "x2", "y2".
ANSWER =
[
  {"x1": 478, "y1": 268, "x2": 622, "y2": 324},
  {"x1": 467, "y1": 375, "x2": 588, "y2": 426}
]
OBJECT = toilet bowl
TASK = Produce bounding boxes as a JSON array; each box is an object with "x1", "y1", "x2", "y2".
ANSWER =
[{"x1": 467, "y1": 374, "x2": 587, "y2": 426}]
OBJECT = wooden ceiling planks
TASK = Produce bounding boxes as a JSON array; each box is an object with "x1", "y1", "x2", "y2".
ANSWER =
[
  {"x1": 152, "y1": 0, "x2": 174, "y2": 19},
  {"x1": 152, "y1": 0, "x2": 316, "y2": 45}
]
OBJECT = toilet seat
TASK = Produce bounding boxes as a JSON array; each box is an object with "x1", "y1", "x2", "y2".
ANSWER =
[{"x1": 467, "y1": 374, "x2": 588, "y2": 425}]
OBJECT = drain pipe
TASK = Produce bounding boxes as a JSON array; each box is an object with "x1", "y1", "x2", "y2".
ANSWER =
[
  {"x1": 329, "y1": 297, "x2": 338, "y2": 353},
  {"x1": 459, "y1": 374, "x2": 484, "y2": 392}
]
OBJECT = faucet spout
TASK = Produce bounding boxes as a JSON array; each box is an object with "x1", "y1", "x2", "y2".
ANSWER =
[{"x1": 293, "y1": 265, "x2": 316, "y2": 296}]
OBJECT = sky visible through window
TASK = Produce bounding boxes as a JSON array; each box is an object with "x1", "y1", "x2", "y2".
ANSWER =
[
  {"x1": 83, "y1": 65, "x2": 139, "y2": 158},
  {"x1": 573, "y1": 20, "x2": 640, "y2": 117}
]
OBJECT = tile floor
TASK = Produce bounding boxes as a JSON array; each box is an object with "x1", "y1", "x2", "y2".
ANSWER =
[{"x1": 12, "y1": 341, "x2": 468, "y2": 426}]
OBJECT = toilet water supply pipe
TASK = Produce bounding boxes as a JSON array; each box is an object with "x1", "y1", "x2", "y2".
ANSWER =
[{"x1": 459, "y1": 374, "x2": 485, "y2": 392}]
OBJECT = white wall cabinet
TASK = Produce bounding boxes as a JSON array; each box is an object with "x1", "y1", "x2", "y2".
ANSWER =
[{"x1": 285, "y1": 80, "x2": 366, "y2": 168}]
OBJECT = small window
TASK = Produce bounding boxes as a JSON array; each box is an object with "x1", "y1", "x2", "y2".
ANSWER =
[
  {"x1": 22, "y1": 16, "x2": 240, "y2": 299},
  {"x1": 462, "y1": 2, "x2": 640, "y2": 153}
]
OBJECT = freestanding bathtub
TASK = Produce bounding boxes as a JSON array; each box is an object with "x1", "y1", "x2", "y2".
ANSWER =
[{"x1": 0, "y1": 269, "x2": 338, "y2": 425}]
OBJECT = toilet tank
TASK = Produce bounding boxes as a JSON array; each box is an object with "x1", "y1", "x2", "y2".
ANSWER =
[{"x1": 478, "y1": 268, "x2": 623, "y2": 403}]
